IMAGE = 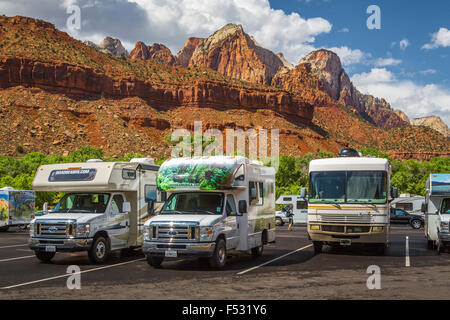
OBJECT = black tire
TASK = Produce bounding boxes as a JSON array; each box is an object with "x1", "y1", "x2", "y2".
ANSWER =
[
  {"x1": 410, "y1": 219, "x2": 422, "y2": 230},
  {"x1": 35, "y1": 251, "x2": 55, "y2": 263},
  {"x1": 147, "y1": 255, "x2": 164, "y2": 267},
  {"x1": 88, "y1": 236, "x2": 110, "y2": 264},
  {"x1": 251, "y1": 232, "x2": 265, "y2": 258},
  {"x1": 0, "y1": 226, "x2": 9, "y2": 232},
  {"x1": 313, "y1": 241, "x2": 323, "y2": 255},
  {"x1": 276, "y1": 218, "x2": 284, "y2": 226},
  {"x1": 209, "y1": 238, "x2": 226, "y2": 269},
  {"x1": 436, "y1": 238, "x2": 443, "y2": 255},
  {"x1": 427, "y1": 240, "x2": 434, "y2": 250}
]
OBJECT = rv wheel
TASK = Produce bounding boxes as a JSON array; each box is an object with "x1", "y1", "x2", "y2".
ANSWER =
[
  {"x1": 209, "y1": 238, "x2": 227, "y2": 269},
  {"x1": 147, "y1": 255, "x2": 164, "y2": 267},
  {"x1": 251, "y1": 234, "x2": 265, "y2": 258},
  {"x1": 313, "y1": 241, "x2": 323, "y2": 254},
  {"x1": 88, "y1": 236, "x2": 110, "y2": 264},
  {"x1": 0, "y1": 226, "x2": 9, "y2": 232},
  {"x1": 35, "y1": 251, "x2": 55, "y2": 263},
  {"x1": 276, "y1": 218, "x2": 284, "y2": 226}
]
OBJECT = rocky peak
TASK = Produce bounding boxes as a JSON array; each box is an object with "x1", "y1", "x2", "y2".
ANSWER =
[
  {"x1": 84, "y1": 37, "x2": 128, "y2": 57},
  {"x1": 175, "y1": 37, "x2": 205, "y2": 67},
  {"x1": 298, "y1": 49, "x2": 408, "y2": 129},
  {"x1": 411, "y1": 116, "x2": 450, "y2": 137},
  {"x1": 394, "y1": 110, "x2": 410, "y2": 123},
  {"x1": 276, "y1": 53, "x2": 294, "y2": 70},
  {"x1": 189, "y1": 23, "x2": 284, "y2": 85},
  {"x1": 130, "y1": 42, "x2": 175, "y2": 65}
]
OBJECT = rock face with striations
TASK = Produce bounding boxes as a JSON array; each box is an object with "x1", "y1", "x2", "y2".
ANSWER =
[
  {"x1": 297, "y1": 49, "x2": 408, "y2": 129},
  {"x1": 188, "y1": 24, "x2": 285, "y2": 85},
  {"x1": 85, "y1": 37, "x2": 128, "y2": 57},
  {"x1": 129, "y1": 42, "x2": 175, "y2": 65},
  {"x1": 175, "y1": 37, "x2": 205, "y2": 67},
  {"x1": 411, "y1": 116, "x2": 450, "y2": 137}
]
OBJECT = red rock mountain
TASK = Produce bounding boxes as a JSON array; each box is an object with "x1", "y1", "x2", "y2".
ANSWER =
[
  {"x1": 175, "y1": 37, "x2": 205, "y2": 67},
  {"x1": 411, "y1": 116, "x2": 450, "y2": 138},
  {"x1": 130, "y1": 42, "x2": 175, "y2": 65}
]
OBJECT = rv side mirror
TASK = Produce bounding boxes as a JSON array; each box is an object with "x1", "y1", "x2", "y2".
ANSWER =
[
  {"x1": 235, "y1": 174, "x2": 245, "y2": 181},
  {"x1": 43, "y1": 202, "x2": 48, "y2": 213},
  {"x1": 391, "y1": 187, "x2": 398, "y2": 199},
  {"x1": 421, "y1": 202, "x2": 426, "y2": 213},
  {"x1": 300, "y1": 187, "x2": 307, "y2": 199},
  {"x1": 238, "y1": 200, "x2": 247, "y2": 215},
  {"x1": 147, "y1": 200, "x2": 155, "y2": 215},
  {"x1": 123, "y1": 202, "x2": 131, "y2": 213}
]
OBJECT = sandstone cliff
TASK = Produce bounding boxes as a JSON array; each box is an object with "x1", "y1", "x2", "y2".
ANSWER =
[
  {"x1": 85, "y1": 37, "x2": 128, "y2": 58},
  {"x1": 188, "y1": 24, "x2": 285, "y2": 85},
  {"x1": 411, "y1": 116, "x2": 450, "y2": 137},
  {"x1": 175, "y1": 37, "x2": 205, "y2": 67},
  {"x1": 130, "y1": 42, "x2": 175, "y2": 65},
  {"x1": 297, "y1": 49, "x2": 409, "y2": 129}
]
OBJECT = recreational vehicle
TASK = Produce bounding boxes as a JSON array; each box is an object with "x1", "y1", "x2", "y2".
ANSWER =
[
  {"x1": 275, "y1": 195, "x2": 307, "y2": 225},
  {"x1": 29, "y1": 158, "x2": 161, "y2": 263},
  {"x1": 423, "y1": 173, "x2": 450, "y2": 253},
  {"x1": 391, "y1": 194, "x2": 425, "y2": 215},
  {"x1": 300, "y1": 149, "x2": 397, "y2": 255},
  {"x1": 142, "y1": 156, "x2": 276, "y2": 269},
  {"x1": 0, "y1": 187, "x2": 35, "y2": 232}
]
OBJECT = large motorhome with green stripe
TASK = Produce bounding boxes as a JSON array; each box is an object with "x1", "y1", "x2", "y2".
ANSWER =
[
  {"x1": 143, "y1": 156, "x2": 276, "y2": 269},
  {"x1": 301, "y1": 148, "x2": 398, "y2": 255}
]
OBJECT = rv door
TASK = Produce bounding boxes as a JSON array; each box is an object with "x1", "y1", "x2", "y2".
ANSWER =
[{"x1": 108, "y1": 194, "x2": 130, "y2": 250}]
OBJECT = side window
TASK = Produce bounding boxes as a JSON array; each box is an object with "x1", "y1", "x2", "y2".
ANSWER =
[
  {"x1": 397, "y1": 203, "x2": 413, "y2": 211},
  {"x1": 258, "y1": 182, "x2": 264, "y2": 205},
  {"x1": 296, "y1": 201, "x2": 307, "y2": 210},
  {"x1": 111, "y1": 195, "x2": 124, "y2": 214},
  {"x1": 144, "y1": 185, "x2": 157, "y2": 203},
  {"x1": 441, "y1": 199, "x2": 450, "y2": 214},
  {"x1": 249, "y1": 181, "x2": 263, "y2": 206},
  {"x1": 225, "y1": 195, "x2": 237, "y2": 216}
]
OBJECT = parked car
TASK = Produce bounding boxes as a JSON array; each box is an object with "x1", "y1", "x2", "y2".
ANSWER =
[
  {"x1": 275, "y1": 205, "x2": 290, "y2": 226},
  {"x1": 390, "y1": 208, "x2": 424, "y2": 229}
]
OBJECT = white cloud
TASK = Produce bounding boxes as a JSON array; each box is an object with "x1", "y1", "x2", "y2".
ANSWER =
[
  {"x1": 0, "y1": 0, "x2": 333, "y2": 64},
  {"x1": 351, "y1": 68, "x2": 450, "y2": 126},
  {"x1": 419, "y1": 69, "x2": 437, "y2": 75},
  {"x1": 422, "y1": 27, "x2": 450, "y2": 49},
  {"x1": 339, "y1": 27, "x2": 349, "y2": 33},
  {"x1": 399, "y1": 39, "x2": 409, "y2": 50},
  {"x1": 327, "y1": 46, "x2": 369, "y2": 66},
  {"x1": 373, "y1": 57, "x2": 402, "y2": 67}
]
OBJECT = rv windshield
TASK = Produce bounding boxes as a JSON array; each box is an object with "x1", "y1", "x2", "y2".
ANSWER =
[
  {"x1": 160, "y1": 192, "x2": 224, "y2": 215},
  {"x1": 309, "y1": 171, "x2": 387, "y2": 204},
  {"x1": 52, "y1": 193, "x2": 110, "y2": 213}
]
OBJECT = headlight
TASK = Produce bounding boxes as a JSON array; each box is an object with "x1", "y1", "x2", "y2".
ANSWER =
[
  {"x1": 310, "y1": 224, "x2": 320, "y2": 231},
  {"x1": 440, "y1": 221, "x2": 449, "y2": 231},
  {"x1": 199, "y1": 227, "x2": 213, "y2": 241},
  {"x1": 372, "y1": 226, "x2": 384, "y2": 232},
  {"x1": 30, "y1": 223, "x2": 34, "y2": 235},
  {"x1": 143, "y1": 225, "x2": 151, "y2": 241},
  {"x1": 76, "y1": 223, "x2": 90, "y2": 237}
]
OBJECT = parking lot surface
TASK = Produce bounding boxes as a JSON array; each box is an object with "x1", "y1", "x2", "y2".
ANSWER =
[{"x1": 0, "y1": 225, "x2": 449, "y2": 299}]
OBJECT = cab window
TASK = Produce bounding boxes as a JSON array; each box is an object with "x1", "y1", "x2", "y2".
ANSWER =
[
  {"x1": 441, "y1": 199, "x2": 450, "y2": 214},
  {"x1": 225, "y1": 195, "x2": 237, "y2": 216},
  {"x1": 111, "y1": 195, "x2": 124, "y2": 213}
]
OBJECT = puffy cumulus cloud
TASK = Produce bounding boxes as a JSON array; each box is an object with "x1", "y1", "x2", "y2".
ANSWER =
[
  {"x1": 327, "y1": 46, "x2": 369, "y2": 66},
  {"x1": 399, "y1": 39, "x2": 409, "y2": 50},
  {"x1": 373, "y1": 57, "x2": 402, "y2": 67},
  {"x1": 0, "y1": 0, "x2": 332, "y2": 62},
  {"x1": 351, "y1": 69, "x2": 450, "y2": 126},
  {"x1": 422, "y1": 27, "x2": 450, "y2": 49}
]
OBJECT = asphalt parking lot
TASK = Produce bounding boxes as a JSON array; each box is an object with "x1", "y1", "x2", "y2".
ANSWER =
[{"x1": 0, "y1": 225, "x2": 449, "y2": 299}]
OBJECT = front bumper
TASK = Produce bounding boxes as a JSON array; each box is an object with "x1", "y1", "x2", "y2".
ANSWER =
[
  {"x1": 29, "y1": 237, "x2": 93, "y2": 252},
  {"x1": 308, "y1": 225, "x2": 388, "y2": 244},
  {"x1": 142, "y1": 241, "x2": 215, "y2": 258},
  {"x1": 439, "y1": 232, "x2": 450, "y2": 243}
]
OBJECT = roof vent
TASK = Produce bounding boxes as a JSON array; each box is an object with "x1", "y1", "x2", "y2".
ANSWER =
[
  {"x1": 338, "y1": 148, "x2": 361, "y2": 157},
  {"x1": 86, "y1": 159, "x2": 103, "y2": 162}
]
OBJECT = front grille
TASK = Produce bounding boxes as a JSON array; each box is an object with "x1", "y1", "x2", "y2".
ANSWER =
[
  {"x1": 35, "y1": 220, "x2": 74, "y2": 238},
  {"x1": 151, "y1": 222, "x2": 198, "y2": 242},
  {"x1": 319, "y1": 214, "x2": 373, "y2": 224},
  {"x1": 322, "y1": 225, "x2": 345, "y2": 233},
  {"x1": 157, "y1": 244, "x2": 187, "y2": 249}
]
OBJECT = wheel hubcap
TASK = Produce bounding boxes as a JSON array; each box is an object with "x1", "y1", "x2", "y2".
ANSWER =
[
  {"x1": 412, "y1": 221, "x2": 420, "y2": 228},
  {"x1": 218, "y1": 247, "x2": 225, "y2": 264},
  {"x1": 96, "y1": 242, "x2": 105, "y2": 259}
]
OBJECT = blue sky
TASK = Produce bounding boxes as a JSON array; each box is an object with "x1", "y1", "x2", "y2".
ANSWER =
[{"x1": 0, "y1": 0, "x2": 449, "y2": 124}]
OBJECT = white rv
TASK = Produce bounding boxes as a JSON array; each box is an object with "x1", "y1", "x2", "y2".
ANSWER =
[
  {"x1": 391, "y1": 194, "x2": 425, "y2": 215},
  {"x1": 29, "y1": 158, "x2": 161, "y2": 263},
  {"x1": 275, "y1": 195, "x2": 307, "y2": 225},
  {"x1": 142, "y1": 156, "x2": 276, "y2": 269},
  {"x1": 301, "y1": 149, "x2": 397, "y2": 255},
  {"x1": 423, "y1": 174, "x2": 450, "y2": 253}
]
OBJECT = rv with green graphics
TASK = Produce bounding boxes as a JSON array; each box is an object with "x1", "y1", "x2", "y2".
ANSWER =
[{"x1": 142, "y1": 156, "x2": 276, "y2": 269}]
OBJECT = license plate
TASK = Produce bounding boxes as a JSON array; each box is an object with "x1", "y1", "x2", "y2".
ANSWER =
[
  {"x1": 45, "y1": 245, "x2": 56, "y2": 252},
  {"x1": 340, "y1": 239, "x2": 351, "y2": 246},
  {"x1": 165, "y1": 250, "x2": 177, "y2": 258}
]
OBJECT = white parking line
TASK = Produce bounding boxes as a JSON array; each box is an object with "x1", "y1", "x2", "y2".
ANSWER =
[
  {"x1": 0, "y1": 255, "x2": 35, "y2": 263},
  {"x1": 1, "y1": 258, "x2": 145, "y2": 290},
  {"x1": 237, "y1": 244, "x2": 312, "y2": 275},
  {"x1": 405, "y1": 236, "x2": 410, "y2": 267},
  {"x1": 0, "y1": 244, "x2": 28, "y2": 249}
]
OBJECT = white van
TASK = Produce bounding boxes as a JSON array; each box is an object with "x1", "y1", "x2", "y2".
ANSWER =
[
  {"x1": 142, "y1": 156, "x2": 276, "y2": 269},
  {"x1": 275, "y1": 195, "x2": 307, "y2": 225},
  {"x1": 29, "y1": 158, "x2": 162, "y2": 263},
  {"x1": 423, "y1": 174, "x2": 450, "y2": 253}
]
